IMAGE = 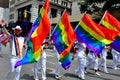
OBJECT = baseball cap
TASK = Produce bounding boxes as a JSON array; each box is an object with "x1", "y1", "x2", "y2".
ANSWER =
[{"x1": 13, "y1": 25, "x2": 22, "y2": 31}]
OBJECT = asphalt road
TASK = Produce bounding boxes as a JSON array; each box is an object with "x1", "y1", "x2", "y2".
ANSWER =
[{"x1": 0, "y1": 43, "x2": 120, "y2": 80}]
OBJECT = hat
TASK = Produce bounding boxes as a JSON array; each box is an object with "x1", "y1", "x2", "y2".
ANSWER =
[{"x1": 13, "y1": 25, "x2": 22, "y2": 31}]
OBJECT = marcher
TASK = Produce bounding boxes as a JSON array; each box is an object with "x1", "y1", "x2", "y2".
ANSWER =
[
  {"x1": 0, "y1": 31, "x2": 4, "y2": 56},
  {"x1": 72, "y1": 41, "x2": 86, "y2": 80},
  {"x1": 86, "y1": 50, "x2": 100, "y2": 76},
  {"x1": 111, "y1": 48, "x2": 120, "y2": 70},
  {"x1": 54, "y1": 46, "x2": 62, "y2": 79},
  {"x1": 34, "y1": 40, "x2": 48, "y2": 80},
  {"x1": 1, "y1": 20, "x2": 26, "y2": 80},
  {"x1": 0, "y1": 43, "x2": 2, "y2": 55},
  {"x1": 99, "y1": 45, "x2": 110, "y2": 73}
]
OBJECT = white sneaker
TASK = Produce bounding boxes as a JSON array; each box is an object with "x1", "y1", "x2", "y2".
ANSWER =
[
  {"x1": 74, "y1": 70, "x2": 78, "y2": 76},
  {"x1": 55, "y1": 75, "x2": 61, "y2": 79},
  {"x1": 95, "y1": 72, "x2": 101, "y2": 76},
  {"x1": 84, "y1": 70, "x2": 88, "y2": 74},
  {"x1": 114, "y1": 67, "x2": 118, "y2": 70},
  {"x1": 35, "y1": 78, "x2": 39, "y2": 80},
  {"x1": 105, "y1": 71, "x2": 109, "y2": 74},
  {"x1": 81, "y1": 76, "x2": 85, "y2": 80},
  {"x1": 112, "y1": 66, "x2": 118, "y2": 70}
]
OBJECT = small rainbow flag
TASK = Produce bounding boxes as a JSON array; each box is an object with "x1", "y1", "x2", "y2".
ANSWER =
[
  {"x1": 75, "y1": 13, "x2": 118, "y2": 56},
  {"x1": 15, "y1": 0, "x2": 50, "y2": 68},
  {"x1": 100, "y1": 11, "x2": 120, "y2": 52},
  {"x1": 0, "y1": 33, "x2": 9, "y2": 45},
  {"x1": 52, "y1": 10, "x2": 76, "y2": 70}
]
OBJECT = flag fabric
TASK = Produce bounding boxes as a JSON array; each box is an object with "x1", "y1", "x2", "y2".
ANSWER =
[
  {"x1": 0, "y1": 33, "x2": 9, "y2": 45},
  {"x1": 52, "y1": 10, "x2": 76, "y2": 70},
  {"x1": 100, "y1": 11, "x2": 120, "y2": 52},
  {"x1": 15, "y1": 0, "x2": 50, "y2": 68},
  {"x1": 75, "y1": 13, "x2": 118, "y2": 56}
]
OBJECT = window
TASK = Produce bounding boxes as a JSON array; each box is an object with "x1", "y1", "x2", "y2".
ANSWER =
[
  {"x1": 9, "y1": 14, "x2": 14, "y2": 19},
  {"x1": 51, "y1": 0, "x2": 58, "y2": 4},
  {"x1": 51, "y1": 8, "x2": 57, "y2": 18},
  {"x1": 61, "y1": 1, "x2": 68, "y2": 7}
]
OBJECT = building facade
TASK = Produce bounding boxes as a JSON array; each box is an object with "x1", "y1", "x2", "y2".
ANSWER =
[
  {"x1": 0, "y1": 7, "x2": 9, "y2": 25},
  {"x1": 0, "y1": 0, "x2": 9, "y2": 26},
  {"x1": 71, "y1": 0, "x2": 80, "y2": 15},
  {"x1": 0, "y1": 0, "x2": 9, "y2": 8},
  {"x1": 9, "y1": 0, "x2": 72, "y2": 23}
]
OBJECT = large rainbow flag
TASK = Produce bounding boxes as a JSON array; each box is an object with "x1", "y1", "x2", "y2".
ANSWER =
[
  {"x1": 75, "y1": 13, "x2": 118, "y2": 56},
  {"x1": 52, "y1": 10, "x2": 76, "y2": 70},
  {"x1": 15, "y1": 0, "x2": 50, "y2": 68},
  {"x1": 100, "y1": 11, "x2": 120, "y2": 52}
]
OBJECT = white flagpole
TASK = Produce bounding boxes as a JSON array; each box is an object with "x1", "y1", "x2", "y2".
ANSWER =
[
  {"x1": 74, "y1": 11, "x2": 87, "y2": 31},
  {"x1": 99, "y1": 10, "x2": 107, "y2": 25}
]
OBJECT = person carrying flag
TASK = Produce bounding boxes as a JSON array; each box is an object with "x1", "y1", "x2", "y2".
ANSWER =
[
  {"x1": 111, "y1": 48, "x2": 120, "y2": 70},
  {"x1": 99, "y1": 45, "x2": 110, "y2": 73},
  {"x1": 85, "y1": 50, "x2": 100, "y2": 76},
  {"x1": 34, "y1": 39, "x2": 48, "y2": 80},
  {"x1": 0, "y1": 20, "x2": 26, "y2": 80},
  {"x1": 72, "y1": 41, "x2": 87, "y2": 80}
]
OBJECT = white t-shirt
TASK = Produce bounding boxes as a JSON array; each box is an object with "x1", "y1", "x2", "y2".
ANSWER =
[
  {"x1": 112, "y1": 48, "x2": 120, "y2": 55},
  {"x1": 76, "y1": 42, "x2": 86, "y2": 58},
  {"x1": 100, "y1": 48, "x2": 107, "y2": 59},
  {"x1": 9, "y1": 35, "x2": 24, "y2": 58}
]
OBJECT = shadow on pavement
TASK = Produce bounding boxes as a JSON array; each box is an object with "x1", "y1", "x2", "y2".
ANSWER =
[
  {"x1": 21, "y1": 74, "x2": 34, "y2": 80},
  {"x1": 86, "y1": 71, "x2": 112, "y2": 80},
  {"x1": 64, "y1": 73, "x2": 78, "y2": 78},
  {"x1": 46, "y1": 73, "x2": 55, "y2": 78}
]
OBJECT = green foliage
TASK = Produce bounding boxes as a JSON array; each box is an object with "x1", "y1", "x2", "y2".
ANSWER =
[
  {"x1": 87, "y1": 0, "x2": 105, "y2": 4},
  {"x1": 77, "y1": 0, "x2": 120, "y2": 21},
  {"x1": 78, "y1": 0, "x2": 120, "y2": 14}
]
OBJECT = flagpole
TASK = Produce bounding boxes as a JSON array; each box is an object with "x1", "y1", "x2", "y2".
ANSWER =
[
  {"x1": 49, "y1": 9, "x2": 52, "y2": 39},
  {"x1": 99, "y1": 10, "x2": 107, "y2": 25},
  {"x1": 52, "y1": 9, "x2": 67, "y2": 34},
  {"x1": 74, "y1": 11, "x2": 87, "y2": 31}
]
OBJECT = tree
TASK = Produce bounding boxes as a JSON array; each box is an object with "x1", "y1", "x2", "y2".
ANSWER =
[
  {"x1": 78, "y1": 0, "x2": 105, "y2": 14},
  {"x1": 102, "y1": 0, "x2": 120, "y2": 12},
  {"x1": 78, "y1": 0, "x2": 120, "y2": 22}
]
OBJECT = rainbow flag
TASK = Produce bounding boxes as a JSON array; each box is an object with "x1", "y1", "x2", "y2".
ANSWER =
[
  {"x1": 0, "y1": 33, "x2": 9, "y2": 45},
  {"x1": 52, "y1": 10, "x2": 76, "y2": 70},
  {"x1": 100, "y1": 11, "x2": 120, "y2": 52},
  {"x1": 75, "y1": 13, "x2": 118, "y2": 56},
  {"x1": 15, "y1": 0, "x2": 50, "y2": 68}
]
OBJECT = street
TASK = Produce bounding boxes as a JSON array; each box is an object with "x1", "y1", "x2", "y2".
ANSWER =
[{"x1": 0, "y1": 43, "x2": 120, "y2": 80}]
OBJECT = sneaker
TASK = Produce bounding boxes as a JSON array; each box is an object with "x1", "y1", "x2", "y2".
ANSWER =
[
  {"x1": 95, "y1": 72, "x2": 101, "y2": 76},
  {"x1": 104, "y1": 71, "x2": 109, "y2": 74},
  {"x1": 74, "y1": 71, "x2": 77, "y2": 75},
  {"x1": 55, "y1": 75, "x2": 61, "y2": 79},
  {"x1": 112, "y1": 66, "x2": 118, "y2": 70},
  {"x1": 34, "y1": 78, "x2": 39, "y2": 80},
  {"x1": 84, "y1": 70, "x2": 88, "y2": 74},
  {"x1": 81, "y1": 76, "x2": 85, "y2": 80},
  {"x1": 114, "y1": 67, "x2": 118, "y2": 70}
]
